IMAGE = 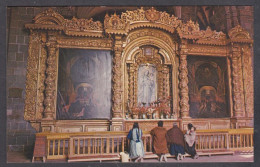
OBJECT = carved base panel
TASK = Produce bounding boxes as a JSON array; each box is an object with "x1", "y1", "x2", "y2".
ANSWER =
[
  {"x1": 41, "y1": 120, "x2": 110, "y2": 133},
  {"x1": 181, "y1": 118, "x2": 231, "y2": 130},
  {"x1": 230, "y1": 117, "x2": 254, "y2": 129},
  {"x1": 124, "y1": 119, "x2": 181, "y2": 131},
  {"x1": 110, "y1": 119, "x2": 124, "y2": 131}
]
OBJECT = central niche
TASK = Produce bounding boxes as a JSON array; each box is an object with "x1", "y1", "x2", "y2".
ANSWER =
[{"x1": 126, "y1": 46, "x2": 172, "y2": 119}]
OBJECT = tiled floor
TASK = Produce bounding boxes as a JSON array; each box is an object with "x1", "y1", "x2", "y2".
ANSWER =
[{"x1": 7, "y1": 151, "x2": 254, "y2": 163}]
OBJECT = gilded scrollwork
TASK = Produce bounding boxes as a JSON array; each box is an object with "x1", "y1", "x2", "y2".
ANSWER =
[
  {"x1": 104, "y1": 13, "x2": 128, "y2": 35},
  {"x1": 26, "y1": 8, "x2": 104, "y2": 37},
  {"x1": 24, "y1": 31, "x2": 41, "y2": 121},
  {"x1": 177, "y1": 20, "x2": 228, "y2": 45},
  {"x1": 57, "y1": 37, "x2": 113, "y2": 49},
  {"x1": 228, "y1": 25, "x2": 253, "y2": 43},
  {"x1": 188, "y1": 44, "x2": 227, "y2": 56}
]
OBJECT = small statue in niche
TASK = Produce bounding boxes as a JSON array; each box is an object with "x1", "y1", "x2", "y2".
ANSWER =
[{"x1": 138, "y1": 64, "x2": 157, "y2": 106}]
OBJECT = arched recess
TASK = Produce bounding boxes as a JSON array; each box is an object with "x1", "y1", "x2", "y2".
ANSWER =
[{"x1": 121, "y1": 28, "x2": 180, "y2": 118}]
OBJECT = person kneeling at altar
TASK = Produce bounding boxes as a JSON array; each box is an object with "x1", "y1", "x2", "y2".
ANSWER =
[
  {"x1": 127, "y1": 122, "x2": 145, "y2": 162},
  {"x1": 184, "y1": 123, "x2": 199, "y2": 159},
  {"x1": 166, "y1": 123, "x2": 185, "y2": 160},
  {"x1": 150, "y1": 121, "x2": 168, "y2": 162}
]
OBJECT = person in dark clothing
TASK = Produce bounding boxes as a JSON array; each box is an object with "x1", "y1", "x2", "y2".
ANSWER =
[
  {"x1": 184, "y1": 123, "x2": 199, "y2": 159},
  {"x1": 166, "y1": 123, "x2": 185, "y2": 160}
]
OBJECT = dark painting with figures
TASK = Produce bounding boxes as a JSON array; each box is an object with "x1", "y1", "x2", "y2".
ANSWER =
[
  {"x1": 188, "y1": 56, "x2": 230, "y2": 118},
  {"x1": 56, "y1": 49, "x2": 112, "y2": 120}
]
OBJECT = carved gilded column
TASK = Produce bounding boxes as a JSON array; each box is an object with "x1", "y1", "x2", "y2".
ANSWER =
[
  {"x1": 162, "y1": 65, "x2": 170, "y2": 98},
  {"x1": 112, "y1": 35, "x2": 123, "y2": 118},
  {"x1": 231, "y1": 45, "x2": 245, "y2": 118},
  {"x1": 24, "y1": 30, "x2": 41, "y2": 121},
  {"x1": 241, "y1": 45, "x2": 254, "y2": 117},
  {"x1": 128, "y1": 64, "x2": 135, "y2": 107},
  {"x1": 36, "y1": 32, "x2": 47, "y2": 120},
  {"x1": 43, "y1": 34, "x2": 58, "y2": 120},
  {"x1": 158, "y1": 69, "x2": 164, "y2": 100},
  {"x1": 179, "y1": 41, "x2": 190, "y2": 118}
]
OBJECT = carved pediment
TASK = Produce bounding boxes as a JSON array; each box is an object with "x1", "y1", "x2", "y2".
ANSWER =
[
  {"x1": 178, "y1": 20, "x2": 228, "y2": 45},
  {"x1": 34, "y1": 8, "x2": 65, "y2": 26},
  {"x1": 104, "y1": 7, "x2": 181, "y2": 34},
  {"x1": 104, "y1": 13, "x2": 128, "y2": 35},
  {"x1": 177, "y1": 19, "x2": 201, "y2": 38},
  {"x1": 228, "y1": 25, "x2": 253, "y2": 44},
  {"x1": 26, "y1": 8, "x2": 104, "y2": 37},
  {"x1": 197, "y1": 27, "x2": 228, "y2": 45}
]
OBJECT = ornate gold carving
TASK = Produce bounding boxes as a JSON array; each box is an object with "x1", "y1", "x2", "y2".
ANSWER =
[
  {"x1": 104, "y1": 13, "x2": 128, "y2": 35},
  {"x1": 24, "y1": 31, "x2": 41, "y2": 121},
  {"x1": 179, "y1": 41, "x2": 190, "y2": 118},
  {"x1": 43, "y1": 34, "x2": 58, "y2": 120},
  {"x1": 177, "y1": 19, "x2": 201, "y2": 38},
  {"x1": 64, "y1": 17, "x2": 103, "y2": 37},
  {"x1": 105, "y1": 7, "x2": 181, "y2": 35},
  {"x1": 34, "y1": 8, "x2": 65, "y2": 26},
  {"x1": 127, "y1": 29, "x2": 173, "y2": 47},
  {"x1": 231, "y1": 46, "x2": 245, "y2": 118},
  {"x1": 145, "y1": 7, "x2": 161, "y2": 22},
  {"x1": 178, "y1": 20, "x2": 228, "y2": 45},
  {"x1": 57, "y1": 37, "x2": 113, "y2": 49},
  {"x1": 228, "y1": 25, "x2": 253, "y2": 44},
  {"x1": 188, "y1": 44, "x2": 227, "y2": 56},
  {"x1": 24, "y1": 7, "x2": 254, "y2": 133},
  {"x1": 196, "y1": 27, "x2": 227, "y2": 45},
  {"x1": 26, "y1": 8, "x2": 103, "y2": 37},
  {"x1": 36, "y1": 32, "x2": 48, "y2": 120},
  {"x1": 65, "y1": 17, "x2": 103, "y2": 31},
  {"x1": 241, "y1": 45, "x2": 254, "y2": 117},
  {"x1": 112, "y1": 36, "x2": 124, "y2": 118}
]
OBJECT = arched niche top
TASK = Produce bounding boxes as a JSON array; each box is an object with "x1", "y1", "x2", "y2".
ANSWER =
[{"x1": 123, "y1": 30, "x2": 176, "y2": 65}]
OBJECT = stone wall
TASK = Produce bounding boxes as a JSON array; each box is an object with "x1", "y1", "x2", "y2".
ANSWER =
[{"x1": 6, "y1": 7, "x2": 47, "y2": 153}]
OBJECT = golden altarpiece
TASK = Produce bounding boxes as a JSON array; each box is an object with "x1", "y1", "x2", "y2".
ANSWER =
[{"x1": 24, "y1": 7, "x2": 254, "y2": 134}]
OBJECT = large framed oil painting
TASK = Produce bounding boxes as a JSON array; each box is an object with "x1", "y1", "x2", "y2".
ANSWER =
[{"x1": 56, "y1": 49, "x2": 112, "y2": 120}]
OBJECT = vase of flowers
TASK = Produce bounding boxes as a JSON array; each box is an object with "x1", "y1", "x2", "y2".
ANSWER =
[{"x1": 131, "y1": 107, "x2": 139, "y2": 119}]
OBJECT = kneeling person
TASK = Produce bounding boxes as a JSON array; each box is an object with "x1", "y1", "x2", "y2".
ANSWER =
[
  {"x1": 166, "y1": 123, "x2": 185, "y2": 160},
  {"x1": 151, "y1": 121, "x2": 168, "y2": 162}
]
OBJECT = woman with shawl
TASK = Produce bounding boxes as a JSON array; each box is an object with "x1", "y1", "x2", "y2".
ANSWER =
[
  {"x1": 127, "y1": 122, "x2": 145, "y2": 162},
  {"x1": 184, "y1": 123, "x2": 199, "y2": 159}
]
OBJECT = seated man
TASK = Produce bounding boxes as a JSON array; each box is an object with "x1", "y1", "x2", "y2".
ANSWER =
[{"x1": 166, "y1": 123, "x2": 185, "y2": 160}]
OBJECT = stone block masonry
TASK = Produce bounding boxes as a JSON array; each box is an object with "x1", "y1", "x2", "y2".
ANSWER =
[{"x1": 6, "y1": 7, "x2": 44, "y2": 153}]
